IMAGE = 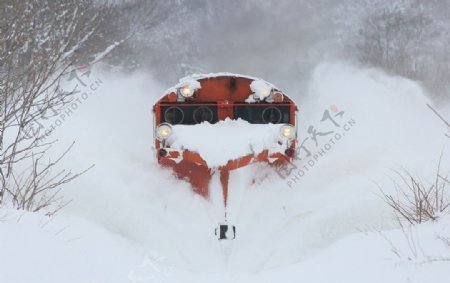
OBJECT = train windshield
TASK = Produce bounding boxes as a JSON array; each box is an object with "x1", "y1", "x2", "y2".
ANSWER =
[
  {"x1": 234, "y1": 105, "x2": 291, "y2": 124},
  {"x1": 160, "y1": 104, "x2": 291, "y2": 125},
  {"x1": 160, "y1": 105, "x2": 219, "y2": 125}
]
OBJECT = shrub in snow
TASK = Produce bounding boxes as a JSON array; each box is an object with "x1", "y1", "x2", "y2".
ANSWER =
[{"x1": 381, "y1": 156, "x2": 450, "y2": 225}]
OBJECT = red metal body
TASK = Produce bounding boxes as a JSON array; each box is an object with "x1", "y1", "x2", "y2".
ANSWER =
[{"x1": 153, "y1": 75, "x2": 297, "y2": 207}]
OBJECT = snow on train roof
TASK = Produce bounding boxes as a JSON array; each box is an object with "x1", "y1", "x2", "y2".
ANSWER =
[{"x1": 163, "y1": 72, "x2": 280, "y2": 95}]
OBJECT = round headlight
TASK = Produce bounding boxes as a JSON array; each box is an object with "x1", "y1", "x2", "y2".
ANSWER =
[
  {"x1": 273, "y1": 91, "x2": 284, "y2": 103},
  {"x1": 280, "y1": 124, "x2": 296, "y2": 139},
  {"x1": 156, "y1": 123, "x2": 172, "y2": 141},
  {"x1": 179, "y1": 85, "x2": 195, "y2": 98}
]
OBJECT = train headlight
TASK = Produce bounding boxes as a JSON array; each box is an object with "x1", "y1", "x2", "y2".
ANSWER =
[
  {"x1": 280, "y1": 124, "x2": 295, "y2": 139},
  {"x1": 273, "y1": 91, "x2": 284, "y2": 103},
  {"x1": 179, "y1": 85, "x2": 195, "y2": 98},
  {"x1": 156, "y1": 123, "x2": 172, "y2": 141}
]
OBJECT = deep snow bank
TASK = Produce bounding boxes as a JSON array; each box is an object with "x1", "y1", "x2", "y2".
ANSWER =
[
  {"x1": 1, "y1": 208, "x2": 449, "y2": 283},
  {"x1": 0, "y1": 209, "x2": 174, "y2": 283},
  {"x1": 242, "y1": 213, "x2": 450, "y2": 283},
  {"x1": 1, "y1": 63, "x2": 450, "y2": 282}
]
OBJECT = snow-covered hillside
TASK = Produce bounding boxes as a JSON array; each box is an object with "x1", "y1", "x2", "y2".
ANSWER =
[{"x1": 1, "y1": 63, "x2": 449, "y2": 282}]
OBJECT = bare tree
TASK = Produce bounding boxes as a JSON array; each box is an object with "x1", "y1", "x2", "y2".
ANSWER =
[
  {"x1": 336, "y1": 0, "x2": 450, "y2": 100},
  {"x1": 103, "y1": 0, "x2": 207, "y2": 79},
  {"x1": 0, "y1": 0, "x2": 125, "y2": 212}
]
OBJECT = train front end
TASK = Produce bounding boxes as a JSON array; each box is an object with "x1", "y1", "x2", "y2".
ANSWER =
[{"x1": 153, "y1": 74, "x2": 298, "y2": 239}]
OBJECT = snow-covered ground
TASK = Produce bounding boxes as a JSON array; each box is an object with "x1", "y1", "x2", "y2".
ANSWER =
[
  {"x1": 1, "y1": 63, "x2": 450, "y2": 282},
  {"x1": 1, "y1": 208, "x2": 449, "y2": 283}
]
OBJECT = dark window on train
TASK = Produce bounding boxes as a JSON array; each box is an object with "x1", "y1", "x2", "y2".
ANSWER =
[
  {"x1": 234, "y1": 105, "x2": 290, "y2": 124},
  {"x1": 160, "y1": 105, "x2": 218, "y2": 125}
]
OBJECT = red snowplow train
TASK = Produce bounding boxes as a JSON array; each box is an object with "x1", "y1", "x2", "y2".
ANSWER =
[{"x1": 152, "y1": 73, "x2": 298, "y2": 239}]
